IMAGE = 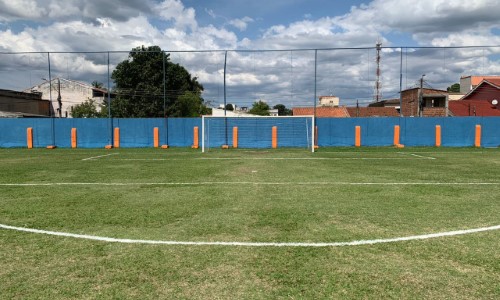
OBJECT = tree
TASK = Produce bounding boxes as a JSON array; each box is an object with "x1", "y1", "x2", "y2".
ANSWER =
[
  {"x1": 447, "y1": 83, "x2": 460, "y2": 93},
  {"x1": 273, "y1": 104, "x2": 292, "y2": 116},
  {"x1": 91, "y1": 81, "x2": 104, "y2": 88},
  {"x1": 225, "y1": 104, "x2": 234, "y2": 111},
  {"x1": 70, "y1": 99, "x2": 105, "y2": 118},
  {"x1": 169, "y1": 91, "x2": 212, "y2": 117},
  {"x1": 109, "y1": 45, "x2": 209, "y2": 117},
  {"x1": 249, "y1": 100, "x2": 270, "y2": 116}
]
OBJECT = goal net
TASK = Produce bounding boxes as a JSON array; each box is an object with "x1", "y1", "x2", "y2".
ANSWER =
[{"x1": 202, "y1": 115, "x2": 315, "y2": 152}]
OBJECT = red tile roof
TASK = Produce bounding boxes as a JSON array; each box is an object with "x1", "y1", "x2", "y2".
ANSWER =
[
  {"x1": 449, "y1": 100, "x2": 500, "y2": 116},
  {"x1": 293, "y1": 107, "x2": 349, "y2": 117},
  {"x1": 484, "y1": 79, "x2": 500, "y2": 86}
]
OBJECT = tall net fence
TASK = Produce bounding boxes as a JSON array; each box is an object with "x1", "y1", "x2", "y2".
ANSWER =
[{"x1": 1, "y1": 46, "x2": 500, "y2": 118}]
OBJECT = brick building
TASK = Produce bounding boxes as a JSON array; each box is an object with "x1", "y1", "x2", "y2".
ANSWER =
[{"x1": 400, "y1": 88, "x2": 448, "y2": 117}]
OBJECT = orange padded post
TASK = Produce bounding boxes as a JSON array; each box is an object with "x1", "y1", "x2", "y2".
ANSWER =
[
  {"x1": 355, "y1": 126, "x2": 361, "y2": 147},
  {"x1": 394, "y1": 125, "x2": 400, "y2": 146},
  {"x1": 192, "y1": 126, "x2": 199, "y2": 149},
  {"x1": 314, "y1": 126, "x2": 319, "y2": 149},
  {"x1": 272, "y1": 126, "x2": 278, "y2": 149},
  {"x1": 27, "y1": 127, "x2": 33, "y2": 149},
  {"x1": 435, "y1": 125, "x2": 441, "y2": 147},
  {"x1": 153, "y1": 127, "x2": 159, "y2": 148},
  {"x1": 474, "y1": 125, "x2": 481, "y2": 148},
  {"x1": 71, "y1": 128, "x2": 77, "y2": 148},
  {"x1": 233, "y1": 127, "x2": 238, "y2": 148},
  {"x1": 114, "y1": 127, "x2": 120, "y2": 148}
]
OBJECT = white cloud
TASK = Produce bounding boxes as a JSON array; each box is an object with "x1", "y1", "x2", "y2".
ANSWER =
[
  {"x1": 228, "y1": 16, "x2": 254, "y2": 31},
  {"x1": 0, "y1": 0, "x2": 153, "y2": 23},
  {"x1": 1, "y1": 0, "x2": 500, "y2": 106},
  {"x1": 156, "y1": 0, "x2": 197, "y2": 31}
]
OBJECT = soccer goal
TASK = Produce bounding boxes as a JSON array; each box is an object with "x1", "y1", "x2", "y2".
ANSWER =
[{"x1": 201, "y1": 115, "x2": 315, "y2": 152}]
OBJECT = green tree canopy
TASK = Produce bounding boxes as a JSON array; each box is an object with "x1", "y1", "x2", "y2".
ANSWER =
[
  {"x1": 273, "y1": 104, "x2": 292, "y2": 116},
  {"x1": 70, "y1": 99, "x2": 105, "y2": 118},
  {"x1": 225, "y1": 104, "x2": 234, "y2": 111},
  {"x1": 447, "y1": 83, "x2": 460, "y2": 93},
  {"x1": 108, "y1": 45, "x2": 208, "y2": 117},
  {"x1": 249, "y1": 100, "x2": 270, "y2": 116}
]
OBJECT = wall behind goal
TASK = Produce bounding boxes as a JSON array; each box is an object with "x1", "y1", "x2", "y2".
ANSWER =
[
  {"x1": 0, "y1": 117, "x2": 499, "y2": 148},
  {"x1": 317, "y1": 117, "x2": 500, "y2": 147}
]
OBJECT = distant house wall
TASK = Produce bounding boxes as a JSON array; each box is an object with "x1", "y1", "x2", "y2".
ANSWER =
[
  {"x1": 319, "y1": 96, "x2": 339, "y2": 107},
  {"x1": 462, "y1": 81, "x2": 500, "y2": 102},
  {"x1": 0, "y1": 89, "x2": 50, "y2": 116},
  {"x1": 401, "y1": 88, "x2": 448, "y2": 117},
  {"x1": 24, "y1": 78, "x2": 108, "y2": 118},
  {"x1": 460, "y1": 76, "x2": 500, "y2": 94}
]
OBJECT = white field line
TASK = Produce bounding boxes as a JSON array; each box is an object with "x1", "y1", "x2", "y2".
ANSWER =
[
  {"x1": 81, "y1": 153, "x2": 119, "y2": 161},
  {"x1": 397, "y1": 152, "x2": 436, "y2": 160},
  {"x1": 0, "y1": 223, "x2": 498, "y2": 247},
  {"x1": 197, "y1": 157, "x2": 408, "y2": 160},
  {"x1": 117, "y1": 157, "x2": 425, "y2": 161},
  {"x1": 1, "y1": 182, "x2": 499, "y2": 187},
  {"x1": 409, "y1": 153, "x2": 436, "y2": 160}
]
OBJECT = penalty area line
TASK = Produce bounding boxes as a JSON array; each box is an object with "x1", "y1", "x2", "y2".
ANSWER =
[{"x1": 0, "y1": 223, "x2": 499, "y2": 247}]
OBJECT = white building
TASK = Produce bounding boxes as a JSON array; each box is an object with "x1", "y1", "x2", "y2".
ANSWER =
[
  {"x1": 319, "y1": 96, "x2": 340, "y2": 107},
  {"x1": 24, "y1": 78, "x2": 110, "y2": 117}
]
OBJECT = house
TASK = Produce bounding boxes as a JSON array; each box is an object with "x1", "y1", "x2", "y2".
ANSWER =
[
  {"x1": 448, "y1": 79, "x2": 500, "y2": 116},
  {"x1": 460, "y1": 75, "x2": 500, "y2": 94},
  {"x1": 400, "y1": 87, "x2": 448, "y2": 117},
  {"x1": 319, "y1": 96, "x2": 339, "y2": 107},
  {"x1": 0, "y1": 89, "x2": 50, "y2": 117},
  {"x1": 368, "y1": 98, "x2": 401, "y2": 115},
  {"x1": 23, "y1": 78, "x2": 113, "y2": 118}
]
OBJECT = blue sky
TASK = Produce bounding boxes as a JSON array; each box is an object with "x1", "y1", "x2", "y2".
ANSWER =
[{"x1": 1, "y1": 0, "x2": 500, "y2": 106}]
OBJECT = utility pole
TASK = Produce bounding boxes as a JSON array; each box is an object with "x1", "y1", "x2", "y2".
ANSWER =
[
  {"x1": 418, "y1": 74, "x2": 425, "y2": 117},
  {"x1": 374, "y1": 42, "x2": 382, "y2": 102},
  {"x1": 56, "y1": 78, "x2": 62, "y2": 117}
]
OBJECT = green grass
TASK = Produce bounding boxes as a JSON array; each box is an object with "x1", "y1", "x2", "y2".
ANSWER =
[{"x1": 0, "y1": 147, "x2": 499, "y2": 299}]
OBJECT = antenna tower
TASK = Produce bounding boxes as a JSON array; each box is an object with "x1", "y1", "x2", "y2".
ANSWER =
[{"x1": 374, "y1": 41, "x2": 382, "y2": 102}]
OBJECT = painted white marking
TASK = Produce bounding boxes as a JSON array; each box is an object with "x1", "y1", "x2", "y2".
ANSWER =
[
  {"x1": 410, "y1": 153, "x2": 436, "y2": 160},
  {"x1": 199, "y1": 157, "x2": 423, "y2": 160},
  {"x1": 81, "y1": 153, "x2": 119, "y2": 161},
  {"x1": 397, "y1": 152, "x2": 436, "y2": 160},
  {"x1": 0, "y1": 223, "x2": 498, "y2": 247},
  {"x1": 0, "y1": 182, "x2": 499, "y2": 187},
  {"x1": 116, "y1": 158, "x2": 409, "y2": 161}
]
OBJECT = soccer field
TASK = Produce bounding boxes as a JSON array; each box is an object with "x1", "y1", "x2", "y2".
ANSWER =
[{"x1": 0, "y1": 147, "x2": 499, "y2": 299}]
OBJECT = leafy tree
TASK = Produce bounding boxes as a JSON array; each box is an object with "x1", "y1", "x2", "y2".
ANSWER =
[
  {"x1": 447, "y1": 83, "x2": 460, "y2": 93},
  {"x1": 225, "y1": 104, "x2": 234, "y2": 111},
  {"x1": 169, "y1": 91, "x2": 212, "y2": 117},
  {"x1": 273, "y1": 104, "x2": 292, "y2": 116},
  {"x1": 91, "y1": 81, "x2": 104, "y2": 88},
  {"x1": 109, "y1": 45, "x2": 208, "y2": 117},
  {"x1": 249, "y1": 100, "x2": 270, "y2": 116},
  {"x1": 70, "y1": 99, "x2": 105, "y2": 118}
]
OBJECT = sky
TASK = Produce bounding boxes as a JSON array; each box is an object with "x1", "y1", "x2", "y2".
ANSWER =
[{"x1": 1, "y1": 0, "x2": 500, "y2": 107}]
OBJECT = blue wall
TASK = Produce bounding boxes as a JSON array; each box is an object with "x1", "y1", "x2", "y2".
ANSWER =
[{"x1": 0, "y1": 117, "x2": 498, "y2": 148}]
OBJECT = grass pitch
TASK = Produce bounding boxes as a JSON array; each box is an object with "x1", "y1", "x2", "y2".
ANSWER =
[{"x1": 0, "y1": 147, "x2": 499, "y2": 299}]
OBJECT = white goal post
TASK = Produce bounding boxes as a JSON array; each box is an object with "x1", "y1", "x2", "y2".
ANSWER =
[{"x1": 201, "y1": 115, "x2": 315, "y2": 152}]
